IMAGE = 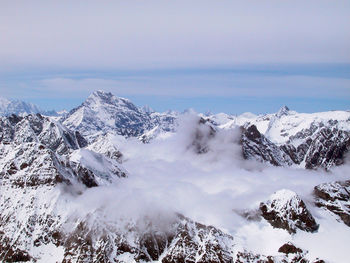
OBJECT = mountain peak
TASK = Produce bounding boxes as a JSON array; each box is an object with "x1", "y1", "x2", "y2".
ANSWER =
[
  {"x1": 89, "y1": 90, "x2": 114, "y2": 102},
  {"x1": 276, "y1": 105, "x2": 290, "y2": 118},
  {"x1": 87, "y1": 90, "x2": 131, "y2": 107},
  {"x1": 64, "y1": 90, "x2": 154, "y2": 139},
  {"x1": 91, "y1": 90, "x2": 113, "y2": 98}
]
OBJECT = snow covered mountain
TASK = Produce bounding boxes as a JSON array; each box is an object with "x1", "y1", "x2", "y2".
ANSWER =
[
  {"x1": 1, "y1": 92, "x2": 350, "y2": 262},
  {"x1": 213, "y1": 106, "x2": 350, "y2": 147},
  {"x1": 61, "y1": 90, "x2": 350, "y2": 170},
  {"x1": 0, "y1": 96, "x2": 59, "y2": 116},
  {"x1": 63, "y1": 90, "x2": 177, "y2": 142},
  {"x1": 179, "y1": 110, "x2": 349, "y2": 170},
  {"x1": 0, "y1": 114, "x2": 127, "y2": 261},
  {"x1": 204, "y1": 107, "x2": 350, "y2": 170},
  {"x1": 0, "y1": 96, "x2": 42, "y2": 116},
  {"x1": 0, "y1": 113, "x2": 330, "y2": 262}
]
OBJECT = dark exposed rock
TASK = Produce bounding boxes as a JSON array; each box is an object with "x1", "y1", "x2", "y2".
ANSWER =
[
  {"x1": 73, "y1": 165, "x2": 98, "y2": 188},
  {"x1": 240, "y1": 123, "x2": 350, "y2": 170},
  {"x1": 20, "y1": 162, "x2": 29, "y2": 170},
  {"x1": 8, "y1": 114, "x2": 22, "y2": 124},
  {"x1": 241, "y1": 125, "x2": 293, "y2": 166},
  {"x1": 284, "y1": 122, "x2": 350, "y2": 170},
  {"x1": 0, "y1": 243, "x2": 31, "y2": 262},
  {"x1": 140, "y1": 231, "x2": 171, "y2": 260},
  {"x1": 278, "y1": 242, "x2": 303, "y2": 254},
  {"x1": 75, "y1": 131, "x2": 88, "y2": 148},
  {"x1": 304, "y1": 128, "x2": 350, "y2": 170},
  {"x1": 0, "y1": 114, "x2": 88, "y2": 155},
  {"x1": 259, "y1": 189, "x2": 318, "y2": 234},
  {"x1": 235, "y1": 250, "x2": 306, "y2": 263},
  {"x1": 0, "y1": 231, "x2": 32, "y2": 261},
  {"x1": 235, "y1": 251, "x2": 274, "y2": 263},
  {"x1": 314, "y1": 180, "x2": 350, "y2": 227},
  {"x1": 236, "y1": 248, "x2": 324, "y2": 263},
  {"x1": 276, "y1": 106, "x2": 290, "y2": 118},
  {"x1": 280, "y1": 144, "x2": 303, "y2": 164}
]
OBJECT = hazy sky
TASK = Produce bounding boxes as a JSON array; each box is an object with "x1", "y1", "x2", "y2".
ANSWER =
[{"x1": 0, "y1": 0, "x2": 349, "y2": 113}]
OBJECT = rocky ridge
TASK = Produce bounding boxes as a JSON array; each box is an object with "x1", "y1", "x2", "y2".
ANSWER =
[
  {"x1": 314, "y1": 180, "x2": 350, "y2": 227},
  {"x1": 59, "y1": 91, "x2": 350, "y2": 170},
  {"x1": 259, "y1": 189, "x2": 319, "y2": 234},
  {"x1": 0, "y1": 92, "x2": 349, "y2": 262}
]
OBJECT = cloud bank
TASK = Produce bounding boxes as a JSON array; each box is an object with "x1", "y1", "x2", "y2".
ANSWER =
[{"x1": 67, "y1": 114, "x2": 350, "y2": 262}]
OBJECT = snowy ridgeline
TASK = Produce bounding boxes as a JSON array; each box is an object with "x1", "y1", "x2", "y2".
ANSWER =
[
  {"x1": 0, "y1": 90, "x2": 349, "y2": 262},
  {"x1": 0, "y1": 96, "x2": 61, "y2": 117},
  {"x1": 59, "y1": 91, "x2": 350, "y2": 170}
]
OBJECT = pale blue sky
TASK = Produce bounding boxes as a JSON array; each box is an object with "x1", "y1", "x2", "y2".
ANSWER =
[
  {"x1": 0, "y1": 1, "x2": 349, "y2": 114},
  {"x1": 1, "y1": 64, "x2": 349, "y2": 114}
]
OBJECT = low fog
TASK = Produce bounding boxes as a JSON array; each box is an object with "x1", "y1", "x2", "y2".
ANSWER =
[{"x1": 67, "y1": 114, "x2": 350, "y2": 261}]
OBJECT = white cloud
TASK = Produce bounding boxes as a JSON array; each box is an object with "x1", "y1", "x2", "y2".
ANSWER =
[
  {"x1": 32, "y1": 74, "x2": 350, "y2": 99},
  {"x1": 68, "y1": 114, "x2": 350, "y2": 261},
  {"x1": 1, "y1": 0, "x2": 349, "y2": 71}
]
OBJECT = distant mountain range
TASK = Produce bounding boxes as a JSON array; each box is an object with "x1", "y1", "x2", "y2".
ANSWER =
[
  {"x1": 0, "y1": 96, "x2": 59, "y2": 116},
  {"x1": 0, "y1": 96, "x2": 41, "y2": 116},
  {"x1": 2, "y1": 91, "x2": 349, "y2": 170},
  {"x1": 0, "y1": 90, "x2": 349, "y2": 262}
]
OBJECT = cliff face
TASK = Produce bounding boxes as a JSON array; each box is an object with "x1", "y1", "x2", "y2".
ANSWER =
[{"x1": 240, "y1": 124, "x2": 350, "y2": 170}]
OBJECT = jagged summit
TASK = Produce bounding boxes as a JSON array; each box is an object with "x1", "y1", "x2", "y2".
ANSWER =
[
  {"x1": 91, "y1": 89, "x2": 112, "y2": 96},
  {"x1": 63, "y1": 90, "x2": 153, "y2": 140},
  {"x1": 86, "y1": 90, "x2": 135, "y2": 109},
  {"x1": 276, "y1": 105, "x2": 290, "y2": 118},
  {"x1": 89, "y1": 89, "x2": 127, "y2": 101},
  {"x1": 89, "y1": 89, "x2": 114, "y2": 100},
  {"x1": 63, "y1": 90, "x2": 179, "y2": 142}
]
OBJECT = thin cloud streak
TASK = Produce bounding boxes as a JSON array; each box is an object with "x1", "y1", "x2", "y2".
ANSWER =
[
  {"x1": 27, "y1": 74, "x2": 350, "y2": 99},
  {"x1": 1, "y1": 0, "x2": 349, "y2": 71},
  {"x1": 1, "y1": 1, "x2": 349, "y2": 113}
]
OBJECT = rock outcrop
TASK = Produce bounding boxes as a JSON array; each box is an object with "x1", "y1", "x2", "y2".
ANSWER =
[
  {"x1": 259, "y1": 189, "x2": 319, "y2": 234},
  {"x1": 314, "y1": 180, "x2": 350, "y2": 227}
]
